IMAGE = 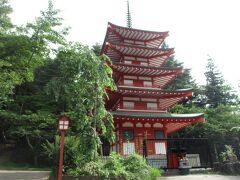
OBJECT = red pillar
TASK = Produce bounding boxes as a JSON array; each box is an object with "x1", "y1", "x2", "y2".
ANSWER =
[{"x1": 58, "y1": 130, "x2": 65, "y2": 180}]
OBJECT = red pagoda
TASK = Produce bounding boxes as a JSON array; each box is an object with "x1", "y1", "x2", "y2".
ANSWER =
[{"x1": 101, "y1": 22, "x2": 204, "y2": 167}]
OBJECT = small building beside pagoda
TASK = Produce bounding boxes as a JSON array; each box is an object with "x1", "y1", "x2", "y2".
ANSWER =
[{"x1": 101, "y1": 22, "x2": 206, "y2": 169}]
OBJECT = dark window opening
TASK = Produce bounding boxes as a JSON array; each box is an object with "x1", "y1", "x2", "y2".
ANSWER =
[
  {"x1": 123, "y1": 129, "x2": 134, "y2": 140},
  {"x1": 155, "y1": 130, "x2": 164, "y2": 139}
]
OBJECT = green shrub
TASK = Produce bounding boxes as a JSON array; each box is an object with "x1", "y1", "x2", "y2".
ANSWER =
[
  {"x1": 68, "y1": 161, "x2": 107, "y2": 177},
  {"x1": 65, "y1": 152, "x2": 162, "y2": 180},
  {"x1": 150, "y1": 167, "x2": 162, "y2": 180},
  {"x1": 79, "y1": 161, "x2": 106, "y2": 177},
  {"x1": 122, "y1": 154, "x2": 161, "y2": 180},
  {"x1": 103, "y1": 152, "x2": 127, "y2": 179},
  {"x1": 220, "y1": 145, "x2": 238, "y2": 162},
  {"x1": 42, "y1": 135, "x2": 82, "y2": 179}
]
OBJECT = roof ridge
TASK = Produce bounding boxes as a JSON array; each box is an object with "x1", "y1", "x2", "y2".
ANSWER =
[{"x1": 108, "y1": 22, "x2": 169, "y2": 35}]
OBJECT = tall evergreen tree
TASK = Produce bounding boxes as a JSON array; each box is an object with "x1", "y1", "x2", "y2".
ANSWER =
[
  {"x1": 162, "y1": 43, "x2": 198, "y2": 105},
  {"x1": 91, "y1": 43, "x2": 102, "y2": 56},
  {"x1": 204, "y1": 57, "x2": 237, "y2": 108}
]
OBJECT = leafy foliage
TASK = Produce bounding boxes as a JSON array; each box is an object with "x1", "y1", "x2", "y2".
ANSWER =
[
  {"x1": 204, "y1": 57, "x2": 237, "y2": 108},
  {"x1": 122, "y1": 154, "x2": 152, "y2": 180},
  {"x1": 67, "y1": 152, "x2": 161, "y2": 180},
  {"x1": 103, "y1": 152, "x2": 127, "y2": 178},
  {"x1": 162, "y1": 43, "x2": 198, "y2": 106},
  {"x1": 0, "y1": 0, "x2": 68, "y2": 106},
  {"x1": 164, "y1": 56, "x2": 196, "y2": 90},
  {"x1": 0, "y1": 0, "x2": 70, "y2": 166},
  {"x1": 42, "y1": 135, "x2": 82, "y2": 178},
  {"x1": 220, "y1": 145, "x2": 238, "y2": 162},
  {"x1": 171, "y1": 104, "x2": 240, "y2": 161},
  {"x1": 0, "y1": 110, "x2": 56, "y2": 165},
  {"x1": 0, "y1": 0, "x2": 13, "y2": 31},
  {"x1": 46, "y1": 43, "x2": 116, "y2": 163},
  {"x1": 91, "y1": 43, "x2": 102, "y2": 56}
]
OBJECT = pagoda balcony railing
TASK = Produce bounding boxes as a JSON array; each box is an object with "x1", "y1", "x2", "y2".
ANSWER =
[
  {"x1": 118, "y1": 107, "x2": 164, "y2": 112},
  {"x1": 118, "y1": 82, "x2": 158, "y2": 88}
]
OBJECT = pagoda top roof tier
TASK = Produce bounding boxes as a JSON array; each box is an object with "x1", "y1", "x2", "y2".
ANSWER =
[
  {"x1": 103, "y1": 22, "x2": 169, "y2": 48},
  {"x1": 115, "y1": 86, "x2": 193, "y2": 98},
  {"x1": 104, "y1": 43, "x2": 174, "y2": 64},
  {"x1": 112, "y1": 63, "x2": 182, "y2": 77},
  {"x1": 112, "y1": 110, "x2": 204, "y2": 134}
]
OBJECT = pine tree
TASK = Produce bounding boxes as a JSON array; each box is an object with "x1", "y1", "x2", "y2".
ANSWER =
[
  {"x1": 204, "y1": 57, "x2": 237, "y2": 108},
  {"x1": 162, "y1": 43, "x2": 198, "y2": 105}
]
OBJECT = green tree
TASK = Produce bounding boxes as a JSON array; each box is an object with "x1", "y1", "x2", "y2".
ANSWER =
[
  {"x1": 204, "y1": 57, "x2": 237, "y2": 108},
  {"x1": 173, "y1": 104, "x2": 240, "y2": 161},
  {"x1": 164, "y1": 56, "x2": 196, "y2": 90},
  {"x1": 0, "y1": 0, "x2": 68, "y2": 106},
  {"x1": 162, "y1": 42, "x2": 197, "y2": 92},
  {"x1": 46, "y1": 43, "x2": 115, "y2": 163},
  {"x1": 1, "y1": 110, "x2": 56, "y2": 165},
  {"x1": 0, "y1": 0, "x2": 13, "y2": 31},
  {"x1": 163, "y1": 54, "x2": 199, "y2": 106},
  {"x1": 92, "y1": 43, "x2": 102, "y2": 56},
  {"x1": 0, "y1": 0, "x2": 69, "y2": 165}
]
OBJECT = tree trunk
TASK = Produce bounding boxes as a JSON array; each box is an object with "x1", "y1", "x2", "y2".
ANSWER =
[
  {"x1": 26, "y1": 135, "x2": 38, "y2": 166},
  {"x1": 213, "y1": 143, "x2": 219, "y2": 162}
]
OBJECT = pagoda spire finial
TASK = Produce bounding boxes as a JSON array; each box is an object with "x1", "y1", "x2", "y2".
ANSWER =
[{"x1": 126, "y1": 0, "x2": 132, "y2": 28}]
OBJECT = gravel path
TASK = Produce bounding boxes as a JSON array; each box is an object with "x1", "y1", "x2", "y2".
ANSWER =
[
  {"x1": 1, "y1": 171, "x2": 239, "y2": 180},
  {"x1": 0, "y1": 170, "x2": 50, "y2": 180},
  {"x1": 160, "y1": 174, "x2": 240, "y2": 180}
]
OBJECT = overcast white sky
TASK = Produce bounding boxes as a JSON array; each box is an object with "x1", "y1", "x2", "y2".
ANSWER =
[{"x1": 9, "y1": 0, "x2": 240, "y2": 91}]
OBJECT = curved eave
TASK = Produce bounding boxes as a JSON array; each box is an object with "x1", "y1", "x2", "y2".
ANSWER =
[
  {"x1": 108, "y1": 22, "x2": 169, "y2": 39},
  {"x1": 112, "y1": 63, "x2": 182, "y2": 77},
  {"x1": 107, "y1": 42, "x2": 174, "y2": 58},
  {"x1": 116, "y1": 86, "x2": 193, "y2": 98},
  {"x1": 111, "y1": 110, "x2": 203, "y2": 119},
  {"x1": 112, "y1": 110, "x2": 205, "y2": 134},
  {"x1": 106, "y1": 22, "x2": 169, "y2": 48}
]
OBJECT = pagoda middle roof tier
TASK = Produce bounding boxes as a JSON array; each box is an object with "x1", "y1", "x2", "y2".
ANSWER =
[
  {"x1": 115, "y1": 86, "x2": 193, "y2": 98},
  {"x1": 103, "y1": 43, "x2": 174, "y2": 65},
  {"x1": 104, "y1": 22, "x2": 169, "y2": 48},
  {"x1": 112, "y1": 63, "x2": 182, "y2": 77},
  {"x1": 106, "y1": 87, "x2": 193, "y2": 110}
]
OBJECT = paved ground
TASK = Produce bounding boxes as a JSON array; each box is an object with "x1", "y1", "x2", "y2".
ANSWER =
[
  {"x1": 0, "y1": 170, "x2": 50, "y2": 180},
  {"x1": 0, "y1": 171, "x2": 240, "y2": 180},
  {"x1": 160, "y1": 175, "x2": 240, "y2": 180}
]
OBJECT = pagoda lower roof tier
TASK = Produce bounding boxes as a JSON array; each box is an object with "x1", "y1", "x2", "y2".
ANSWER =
[
  {"x1": 103, "y1": 43, "x2": 174, "y2": 66},
  {"x1": 103, "y1": 22, "x2": 169, "y2": 48},
  {"x1": 111, "y1": 110, "x2": 204, "y2": 134}
]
